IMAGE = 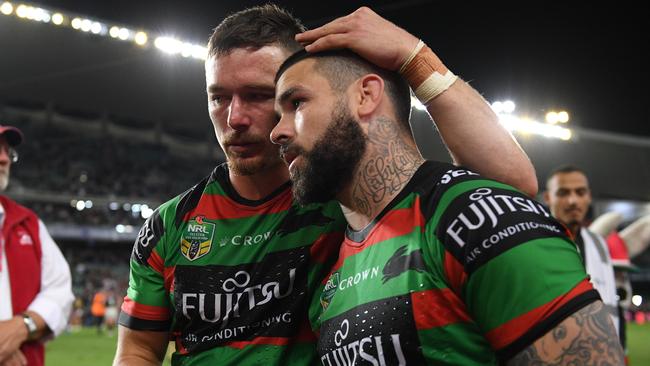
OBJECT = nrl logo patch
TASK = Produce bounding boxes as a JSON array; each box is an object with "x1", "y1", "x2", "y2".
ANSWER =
[
  {"x1": 320, "y1": 272, "x2": 340, "y2": 310},
  {"x1": 180, "y1": 216, "x2": 215, "y2": 261}
]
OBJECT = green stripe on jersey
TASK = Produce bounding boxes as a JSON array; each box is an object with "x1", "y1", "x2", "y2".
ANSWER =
[
  {"x1": 464, "y1": 237, "x2": 585, "y2": 331},
  {"x1": 417, "y1": 322, "x2": 497, "y2": 365},
  {"x1": 320, "y1": 229, "x2": 443, "y2": 322},
  {"x1": 127, "y1": 259, "x2": 169, "y2": 307}
]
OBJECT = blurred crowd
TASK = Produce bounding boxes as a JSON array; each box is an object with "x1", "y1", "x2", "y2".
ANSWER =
[{"x1": 10, "y1": 120, "x2": 213, "y2": 200}]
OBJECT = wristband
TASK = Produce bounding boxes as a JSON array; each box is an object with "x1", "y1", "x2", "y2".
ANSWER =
[{"x1": 399, "y1": 40, "x2": 458, "y2": 105}]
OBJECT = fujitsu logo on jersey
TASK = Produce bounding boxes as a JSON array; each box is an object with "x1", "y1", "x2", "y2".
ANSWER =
[
  {"x1": 320, "y1": 319, "x2": 407, "y2": 366},
  {"x1": 181, "y1": 268, "x2": 296, "y2": 326},
  {"x1": 446, "y1": 188, "x2": 551, "y2": 248}
]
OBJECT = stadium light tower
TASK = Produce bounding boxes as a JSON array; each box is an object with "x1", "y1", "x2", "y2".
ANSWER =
[{"x1": 545, "y1": 110, "x2": 570, "y2": 124}]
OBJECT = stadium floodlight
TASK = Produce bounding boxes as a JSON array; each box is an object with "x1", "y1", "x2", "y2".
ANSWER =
[
  {"x1": 84, "y1": 200, "x2": 93, "y2": 209},
  {"x1": 134, "y1": 31, "x2": 147, "y2": 45},
  {"x1": 115, "y1": 224, "x2": 125, "y2": 233},
  {"x1": 191, "y1": 45, "x2": 208, "y2": 60},
  {"x1": 632, "y1": 295, "x2": 642, "y2": 306},
  {"x1": 498, "y1": 114, "x2": 572, "y2": 141},
  {"x1": 491, "y1": 101, "x2": 504, "y2": 114},
  {"x1": 3, "y1": 2, "x2": 214, "y2": 62},
  {"x1": 545, "y1": 111, "x2": 559, "y2": 124},
  {"x1": 557, "y1": 110, "x2": 569, "y2": 123},
  {"x1": 80, "y1": 18, "x2": 92, "y2": 32},
  {"x1": 71, "y1": 17, "x2": 81, "y2": 29},
  {"x1": 181, "y1": 42, "x2": 194, "y2": 58},
  {"x1": 140, "y1": 207, "x2": 153, "y2": 220},
  {"x1": 51, "y1": 12, "x2": 63, "y2": 25},
  {"x1": 109, "y1": 202, "x2": 119, "y2": 210},
  {"x1": 75, "y1": 200, "x2": 85, "y2": 211},
  {"x1": 0, "y1": 2, "x2": 13, "y2": 16},
  {"x1": 90, "y1": 21, "x2": 102, "y2": 34},
  {"x1": 109, "y1": 25, "x2": 120, "y2": 38},
  {"x1": 155, "y1": 36, "x2": 182, "y2": 55},
  {"x1": 32, "y1": 7, "x2": 49, "y2": 22},
  {"x1": 15, "y1": 3, "x2": 28, "y2": 18},
  {"x1": 502, "y1": 100, "x2": 516, "y2": 114},
  {"x1": 118, "y1": 27, "x2": 129, "y2": 40}
]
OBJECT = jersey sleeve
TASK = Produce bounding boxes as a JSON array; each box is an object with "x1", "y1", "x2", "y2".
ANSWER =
[
  {"x1": 424, "y1": 171, "x2": 600, "y2": 362},
  {"x1": 119, "y1": 207, "x2": 173, "y2": 331}
]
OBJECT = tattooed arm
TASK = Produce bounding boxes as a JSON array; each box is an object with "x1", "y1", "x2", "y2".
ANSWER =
[{"x1": 508, "y1": 301, "x2": 624, "y2": 365}]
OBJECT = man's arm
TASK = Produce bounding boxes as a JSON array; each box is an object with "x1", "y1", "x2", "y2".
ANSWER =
[
  {"x1": 113, "y1": 326, "x2": 168, "y2": 366},
  {"x1": 296, "y1": 7, "x2": 537, "y2": 196},
  {"x1": 508, "y1": 301, "x2": 624, "y2": 365},
  {"x1": 27, "y1": 221, "x2": 74, "y2": 337}
]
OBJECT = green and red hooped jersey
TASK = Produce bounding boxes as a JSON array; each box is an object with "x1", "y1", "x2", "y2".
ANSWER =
[
  {"x1": 315, "y1": 161, "x2": 599, "y2": 365},
  {"x1": 119, "y1": 163, "x2": 346, "y2": 365}
]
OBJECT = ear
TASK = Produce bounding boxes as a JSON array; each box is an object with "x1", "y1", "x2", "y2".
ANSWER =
[{"x1": 352, "y1": 74, "x2": 385, "y2": 119}]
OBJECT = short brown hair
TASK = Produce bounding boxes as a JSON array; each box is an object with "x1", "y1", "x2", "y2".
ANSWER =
[{"x1": 207, "y1": 4, "x2": 305, "y2": 58}]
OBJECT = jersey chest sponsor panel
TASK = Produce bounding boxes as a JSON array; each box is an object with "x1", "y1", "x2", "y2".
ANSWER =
[
  {"x1": 168, "y1": 196, "x2": 343, "y2": 355},
  {"x1": 123, "y1": 165, "x2": 345, "y2": 364},
  {"x1": 316, "y1": 161, "x2": 597, "y2": 365}
]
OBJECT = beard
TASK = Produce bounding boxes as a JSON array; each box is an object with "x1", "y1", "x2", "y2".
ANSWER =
[{"x1": 289, "y1": 101, "x2": 366, "y2": 205}]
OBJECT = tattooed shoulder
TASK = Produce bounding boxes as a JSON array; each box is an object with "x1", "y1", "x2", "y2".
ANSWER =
[{"x1": 508, "y1": 300, "x2": 624, "y2": 366}]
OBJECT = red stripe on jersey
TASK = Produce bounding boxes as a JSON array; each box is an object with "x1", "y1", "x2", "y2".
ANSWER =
[
  {"x1": 310, "y1": 231, "x2": 345, "y2": 265},
  {"x1": 444, "y1": 251, "x2": 467, "y2": 294},
  {"x1": 121, "y1": 297, "x2": 169, "y2": 321},
  {"x1": 225, "y1": 337, "x2": 290, "y2": 349},
  {"x1": 190, "y1": 190, "x2": 292, "y2": 221},
  {"x1": 147, "y1": 250, "x2": 164, "y2": 274},
  {"x1": 411, "y1": 288, "x2": 471, "y2": 329},
  {"x1": 164, "y1": 265, "x2": 176, "y2": 292},
  {"x1": 485, "y1": 278, "x2": 594, "y2": 350},
  {"x1": 334, "y1": 204, "x2": 425, "y2": 271}
]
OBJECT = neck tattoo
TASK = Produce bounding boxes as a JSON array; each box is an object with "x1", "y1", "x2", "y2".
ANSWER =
[{"x1": 351, "y1": 117, "x2": 423, "y2": 216}]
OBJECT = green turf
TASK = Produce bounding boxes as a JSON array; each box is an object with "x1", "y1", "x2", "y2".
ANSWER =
[
  {"x1": 45, "y1": 328, "x2": 172, "y2": 366},
  {"x1": 628, "y1": 323, "x2": 650, "y2": 366},
  {"x1": 46, "y1": 324, "x2": 650, "y2": 365}
]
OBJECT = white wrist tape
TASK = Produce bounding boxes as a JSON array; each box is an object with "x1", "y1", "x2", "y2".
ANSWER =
[{"x1": 399, "y1": 41, "x2": 458, "y2": 105}]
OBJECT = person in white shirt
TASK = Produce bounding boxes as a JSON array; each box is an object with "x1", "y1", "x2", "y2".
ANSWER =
[
  {"x1": 0, "y1": 124, "x2": 74, "y2": 366},
  {"x1": 544, "y1": 165, "x2": 620, "y2": 338}
]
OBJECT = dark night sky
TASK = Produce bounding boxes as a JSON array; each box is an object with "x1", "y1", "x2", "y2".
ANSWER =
[{"x1": 19, "y1": 1, "x2": 650, "y2": 137}]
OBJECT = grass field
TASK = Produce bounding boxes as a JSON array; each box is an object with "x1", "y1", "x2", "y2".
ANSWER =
[{"x1": 46, "y1": 324, "x2": 650, "y2": 365}]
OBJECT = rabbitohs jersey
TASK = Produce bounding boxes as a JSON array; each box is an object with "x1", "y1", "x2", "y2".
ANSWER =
[
  {"x1": 316, "y1": 161, "x2": 600, "y2": 365},
  {"x1": 119, "y1": 163, "x2": 346, "y2": 365}
]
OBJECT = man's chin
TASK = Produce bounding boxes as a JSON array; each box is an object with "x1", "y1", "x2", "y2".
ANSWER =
[{"x1": 227, "y1": 155, "x2": 284, "y2": 176}]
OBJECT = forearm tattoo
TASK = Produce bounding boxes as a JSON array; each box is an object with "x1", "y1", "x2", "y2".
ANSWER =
[
  {"x1": 508, "y1": 301, "x2": 624, "y2": 365},
  {"x1": 352, "y1": 117, "x2": 422, "y2": 215}
]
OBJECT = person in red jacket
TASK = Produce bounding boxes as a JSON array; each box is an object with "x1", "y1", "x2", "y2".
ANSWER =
[{"x1": 0, "y1": 124, "x2": 74, "y2": 366}]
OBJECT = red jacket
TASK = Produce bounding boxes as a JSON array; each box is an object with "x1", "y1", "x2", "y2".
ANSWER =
[{"x1": 1, "y1": 196, "x2": 44, "y2": 366}]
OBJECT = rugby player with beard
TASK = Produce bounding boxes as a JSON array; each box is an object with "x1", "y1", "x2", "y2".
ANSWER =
[{"x1": 271, "y1": 17, "x2": 624, "y2": 363}]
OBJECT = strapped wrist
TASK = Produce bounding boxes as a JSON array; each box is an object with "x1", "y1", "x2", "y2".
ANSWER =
[{"x1": 399, "y1": 41, "x2": 458, "y2": 105}]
